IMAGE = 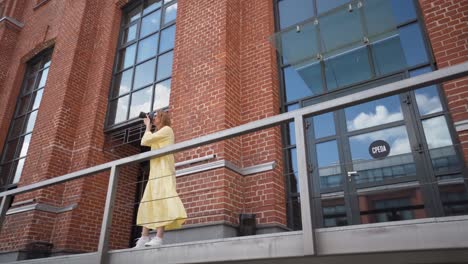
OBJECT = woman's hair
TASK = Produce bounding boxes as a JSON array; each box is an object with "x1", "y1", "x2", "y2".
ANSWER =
[{"x1": 156, "y1": 110, "x2": 171, "y2": 127}]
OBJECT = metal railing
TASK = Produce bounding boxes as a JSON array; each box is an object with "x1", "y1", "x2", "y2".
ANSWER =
[{"x1": 0, "y1": 61, "x2": 467, "y2": 263}]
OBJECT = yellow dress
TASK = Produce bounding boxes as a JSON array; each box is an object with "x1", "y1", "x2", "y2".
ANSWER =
[{"x1": 137, "y1": 126, "x2": 187, "y2": 230}]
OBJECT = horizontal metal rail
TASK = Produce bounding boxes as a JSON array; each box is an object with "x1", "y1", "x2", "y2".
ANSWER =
[{"x1": 0, "y1": 61, "x2": 466, "y2": 199}]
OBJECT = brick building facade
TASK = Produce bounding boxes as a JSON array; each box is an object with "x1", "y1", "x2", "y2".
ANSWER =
[{"x1": 0, "y1": 0, "x2": 466, "y2": 261}]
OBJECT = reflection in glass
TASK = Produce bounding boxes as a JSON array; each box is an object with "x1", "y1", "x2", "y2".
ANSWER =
[
  {"x1": 23, "y1": 77, "x2": 36, "y2": 95},
  {"x1": 110, "y1": 95, "x2": 129, "y2": 124},
  {"x1": 349, "y1": 126, "x2": 415, "y2": 184},
  {"x1": 410, "y1": 67, "x2": 442, "y2": 115},
  {"x1": 295, "y1": 61, "x2": 323, "y2": 96},
  {"x1": 325, "y1": 47, "x2": 371, "y2": 90},
  {"x1": 160, "y1": 25, "x2": 176, "y2": 53},
  {"x1": 290, "y1": 196, "x2": 302, "y2": 230},
  {"x1": 134, "y1": 59, "x2": 156, "y2": 89},
  {"x1": 319, "y1": 4, "x2": 362, "y2": 56},
  {"x1": 9, "y1": 116, "x2": 25, "y2": 137},
  {"x1": 137, "y1": 34, "x2": 159, "y2": 63},
  {"x1": 31, "y1": 89, "x2": 44, "y2": 110},
  {"x1": 3, "y1": 139, "x2": 19, "y2": 162},
  {"x1": 284, "y1": 66, "x2": 316, "y2": 102},
  {"x1": 422, "y1": 116, "x2": 460, "y2": 172},
  {"x1": 372, "y1": 35, "x2": 406, "y2": 76},
  {"x1": 363, "y1": 0, "x2": 396, "y2": 39},
  {"x1": 275, "y1": 21, "x2": 319, "y2": 65},
  {"x1": 287, "y1": 104, "x2": 299, "y2": 145},
  {"x1": 144, "y1": 0, "x2": 162, "y2": 15},
  {"x1": 141, "y1": 10, "x2": 161, "y2": 37},
  {"x1": 12, "y1": 158, "x2": 25, "y2": 183},
  {"x1": 157, "y1": 51, "x2": 173, "y2": 81},
  {"x1": 18, "y1": 134, "x2": 31, "y2": 158},
  {"x1": 288, "y1": 148, "x2": 299, "y2": 193},
  {"x1": 123, "y1": 24, "x2": 137, "y2": 43},
  {"x1": 359, "y1": 187, "x2": 425, "y2": 224},
  {"x1": 129, "y1": 86, "x2": 153, "y2": 119},
  {"x1": 322, "y1": 198, "x2": 347, "y2": 227},
  {"x1": 17, "y1": 95, "x2": 32, "y2": 116},
  {"x1": 345, "y1": 95, "x2": 402, "y2": 131},
  {"x1": 313, "y1": 112, "x2": 335, "y2": 138},
  {"x1": 399, "y1": 23, "x2": 428, "y2": 67},
  {"x1": 316, "y1": 140, "x2": 342, "y2": 189},
  {"x1": 154, "y1": 79, "x2": 171, "y2": 110},
  {"x1": 126, "y1": 6, "x2": 141, "y2": 24},
  {"x1": 439, "y1": 183, "x2": 468, "y2": 216},
  {"x1": 164, "y1": 2, "x2": 177, "y2": 24},
  {"x1": 25, "y1": 111, "x2": 37, "y2": 134},
  {"x1": 278, "y1": 0, "x2": 314, "y2": 29},
  {"x1": 119, "y1": 44, "x2": 136, "y2": 70},
  {"x1": 113, "y1": 69, "x2": 133, "y2": 97},
  {"x1": 37, "y1": 68, "x2": 49, "y2": 88},
  {"x1": 289, "y1": 148, "x2": 298, "y2": 173},
  {"x1": 390, "y1": 0, "x2": 417, "y2": 24}
]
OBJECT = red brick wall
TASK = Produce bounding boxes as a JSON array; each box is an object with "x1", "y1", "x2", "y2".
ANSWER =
[{"x1": 419, "y1": 0, "x2": 468, "y2": 163}]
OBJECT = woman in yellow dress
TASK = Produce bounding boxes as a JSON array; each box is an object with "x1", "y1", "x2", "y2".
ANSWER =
[{"x1": 134, "y1": 110, "x2": 187, "y2": 248}]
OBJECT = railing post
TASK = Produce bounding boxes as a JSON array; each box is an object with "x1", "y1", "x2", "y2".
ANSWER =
[
  {"x1": 294, "y1": 115, "x2": 316, "y2": 256},
  {"x1": 0, "y1": 194, "x2": 12, "y2": 232},
  {"x1": 96, "y1": 166, "x2": 120, "y2": 264}
]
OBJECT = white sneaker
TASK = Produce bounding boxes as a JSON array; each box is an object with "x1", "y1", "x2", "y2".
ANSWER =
[
  {"x1": 133, "y1": 236, "x2": 150, "y2": 248},
  {"x1": 145, "y1": 236, "x2": 163, "y2": 247}
]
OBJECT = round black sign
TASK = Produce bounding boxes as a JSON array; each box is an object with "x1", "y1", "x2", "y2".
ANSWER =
[{"x1": 369, "y1": 140, "x2": 391, "y2": 159}]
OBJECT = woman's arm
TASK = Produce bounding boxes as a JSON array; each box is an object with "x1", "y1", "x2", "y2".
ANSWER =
[{"x1": 141, "y1": 126, "x2": 170, "y2": 146}]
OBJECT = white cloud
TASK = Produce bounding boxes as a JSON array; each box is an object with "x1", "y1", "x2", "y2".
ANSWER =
[
  {"x1": 415, "y1": 93, "x2": 442, "y2": 115},
  {"x1": 423, "y1": 116, "x2": 452, "y2": 149},
  {"x1": 347, "y1": 105, "x2": 403, "y2": 131}
]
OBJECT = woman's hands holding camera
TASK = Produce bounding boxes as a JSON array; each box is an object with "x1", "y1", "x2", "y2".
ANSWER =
[{"x1": 144, "y1": 114, "x2": 151, "y2": 131}]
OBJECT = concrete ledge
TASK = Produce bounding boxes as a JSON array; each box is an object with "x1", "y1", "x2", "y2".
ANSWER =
[{"x1": 454, "y1": 119, "x2": 468, "y2": 132}]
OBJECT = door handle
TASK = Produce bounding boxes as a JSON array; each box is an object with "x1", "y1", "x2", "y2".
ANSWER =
[{"x1": 347, "y1": 171, "x2": 358, "y2": 182}]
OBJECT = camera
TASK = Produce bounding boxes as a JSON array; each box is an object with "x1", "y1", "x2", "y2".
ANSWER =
[{"x1": 139, "y1": 111, "x2": 156, "y2": 121}]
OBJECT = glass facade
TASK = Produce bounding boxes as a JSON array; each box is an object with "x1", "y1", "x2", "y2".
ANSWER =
[
  {"x1": 0, "y1": 49, "x2": 53, "y2": 186},
  {"x1": 275, "y1": 0, "x2": 468, "y2": 229},
  {"x1": 107, "y1": 0, "x2": 177, "y2": 127}
]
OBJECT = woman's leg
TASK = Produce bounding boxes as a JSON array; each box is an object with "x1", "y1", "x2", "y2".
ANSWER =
[
  {"x1": 156, "y1": 227, "x2": 165, "y2": 239},
  {"x1": 142, "y1": 227, "x2": 150, "y2": 237}
]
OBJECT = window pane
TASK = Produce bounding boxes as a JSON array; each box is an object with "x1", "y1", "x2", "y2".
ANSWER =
[
  {"x1": 2, "y1": 139, "x2": 19, "y2": 162},
  {"x1": 284, "y1": 66, "x2": 315, "y2": 102},
  {"x1": 24, "y1": 111, "x2": 38, "y2": 134},
  {"x1": 0, "y1": 163, "x2": 13, "y2": 185},
  {"x1": 137, "y1": 33, "x2": 159, "y2": 63},
  {"x1": 295, "y1": 61, "x2": 323, "y2": 96},
  {"x1": 134, "y1": 59, "x2": 156, "y2": 89},
  {"x1": 109, "y1": 96, "x2": 129, "y2": 124},
  {"x1": 31, "y1": 89, "x2": 44, "y2": 110},
  {"x1": 287, "y1": 104, "x2": 299, "y2": 145},
  {"x1": 322, "y1": 198, "x2": 347, "y2": 227},
  {"x1": 129, "y1": 86, "x2": 153, "y2": 119},
  {"x1": 37, "y1": 68, "x2": 49, "y2": 89},
  {"x1": 316, "y1": 140, "x2": 342, "y2": 189},
  {"x1": 439, "y1": 183, "x2": 468, "y2": 216},
  {"x1": 23, "y1": 77, "x2": 36, "y2": 95},
  {"x1": 154, "y1": 79, "x2": 171, "y2": 110},
  {"x1": 316, "y1": 0, "x2": 348, "y2": 15},
  {"x1": 319, "y1": 4, "x2": 362, "y2": 56},
  {"x1": 390, "y1": 0, "x2": 417, "y2": 24},
  {"x1": 164, "y1": 2, "x2": 177, "y2": 24},
  {"x1": 289, "y1": 148, "x2": 297, "y2": 173},
  {"x1": 363, "y1": 0, "x2": 396, "y2": 38},
  {"x1": 9, "y1": 116, "x2": 25, "y2": 137},
  {"x1": 278, "y1": 0, "x2": 314, "y2": 29},
  {"x1": 159, "y1": 25, "x2": 175, "y2": 53},
  {"x1": 345, "y1": 95, "x2": 403, "y2": 131},
  {"x1": 112, "y1": 69, "x2": 133, "y2": 98},
  {"x1": 349, "y1": 126, "x2": 414, "y2": 185},
  {"x1": 277, "y1": 21, "x2": 319, "y2": 65},
  {"x1": 18, "y1": 134, "x2": 31, "y2": 158},
  {"x1": 16, "y1": 95, "x2": 32, "y2": 116},
  {"x1": 399, "y1": 23, "x2": 428, "y2": 67},
  {"x1": 125, "y1": 6, "x2": 141, "y2": 24},
  {"x1": 156, "y1": 51, "x2": 173, "y2": 81},
  {"x1": 141, "y1": 10, "x2": 161, "y2": 37},
  {"x1": 288, "y1": 148, "x2": 299, "y2": 192},
  {"x1": 122, "y1": 24, "x2": 137, "y2": 44},
  {"x1": 144, "y1": 0, "x2": 162, "y2": 15},
  {"x1": 313, "y1": 112, "x2": 335, "y2": 138},
  {"x1": 410, "y1": 67, "x2": 442, "y2": 116},
  {"x1": 324, "y1": 47, "x2": 371, "y2": 90},
  {"x1": 372, "y1": 35, "x2": 406, "y2": 76},
  {"x1": 422, "y1": 116, "x2": 460, "y2": 172},
  {"x1": 12, "y1": 158, "x2": 25, "y2": 184},
  {"x1": 118, "y1": 44, "x2": 136, "y2": 70},
  {"x1": 359, "y1": 188, "x2": 425, "y2": 224}
]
